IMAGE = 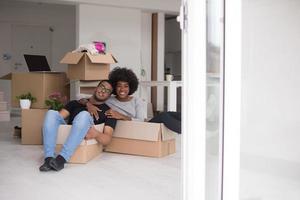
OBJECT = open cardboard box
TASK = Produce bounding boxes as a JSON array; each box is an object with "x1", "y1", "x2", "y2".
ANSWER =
[
  {"x1": 105, "y1": 120, "x2": 176, "y2": 157},
  {"x1": 60, "y1": 52, "x2": 117, "y2": 80},
  {"x1": 1, "y1": 72, "x2": 68, "y2": 108},
  {"x1": 56, "y1": 124, "x2": 104, "y2": 164}
]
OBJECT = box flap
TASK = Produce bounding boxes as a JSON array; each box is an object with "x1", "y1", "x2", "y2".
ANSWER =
[
  {"x1": 0, "y1": 73, "x2": 12, "y2": 80},
  {"x1": 86, "y1": 53, "x2": 117, "y2": 64},
  {"x1": 161, "y1": 124, "x2": 177, "y2": 141},
  {"x1": 113, "y1": 121, "x2": 161, "y2": 141},
  {"x1": 60, "y1": 52, "x2": 84, "y2": 64},
  {"x1": 57, "y1": 124, "x2": 104, "y2": 145}
]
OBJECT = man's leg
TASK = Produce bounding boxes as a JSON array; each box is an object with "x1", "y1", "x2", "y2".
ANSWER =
[
  {"x1": 40, "y1": 110, "x2": 66, "y2": 171},
  {"x1": 50, "y1": 111, "x2": 94, "y2": 171}
]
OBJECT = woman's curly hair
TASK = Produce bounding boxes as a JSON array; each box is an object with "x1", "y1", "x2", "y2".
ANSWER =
[{"x1": 108, "y1": 67, "x2": 139, "y2": 95}]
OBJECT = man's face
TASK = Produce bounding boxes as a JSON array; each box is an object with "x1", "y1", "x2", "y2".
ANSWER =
[{"x1": 93, "y1": 81, "x2": 112, "y2": 102}]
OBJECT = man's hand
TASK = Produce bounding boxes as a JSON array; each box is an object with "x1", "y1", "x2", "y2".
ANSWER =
[
  {"x1": 86, "y1": 102, "x2": 101, "y2": 120},
  {"x1": 85, "y1": 126, "x2": 101, "y2": 140},
  {"x1": 105, "y1": 109, "x2": 131, "y2": 120}
]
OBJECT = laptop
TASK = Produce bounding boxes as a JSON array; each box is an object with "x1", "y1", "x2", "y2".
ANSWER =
[{"x1": 24, "y1": 54, "x2": 51, "y2": 72}]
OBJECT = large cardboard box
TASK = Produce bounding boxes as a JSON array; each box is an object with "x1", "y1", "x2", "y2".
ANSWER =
[
  {"x1": 105, "y1": 121, "x2": 176, "y2": 157},
  {"x1": 21, "y1": 109, "x2": 47, "y2": 145},
  {"x1": 1, "y1": 72, "x2": 67, "y2": 108},
  {"x1": 60, "y1": 52, "x2": 117, "y2": 80},
  {"x1": 56, "y1": 124, "x2": 104, "y2": 163}
]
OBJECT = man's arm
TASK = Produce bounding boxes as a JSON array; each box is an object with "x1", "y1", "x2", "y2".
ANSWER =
[
  {"x1": 78, "y1": 98, "x2": 100, "y2": 120},
  {"x1": 85, "y1": 125, "x2": 114, "y2": 145},
  {"x1": 105, "y1": 109, "x2": 132, "y2": 121}
]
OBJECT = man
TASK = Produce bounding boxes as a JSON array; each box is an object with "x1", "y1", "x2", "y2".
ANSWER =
[{"x1": 39, "y1": 80, "x2": 116, "y2": 172}]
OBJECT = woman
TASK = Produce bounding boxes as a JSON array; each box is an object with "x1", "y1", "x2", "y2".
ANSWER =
[{"x1": 86, "y1": 67, "x2": 181, "y2": 134}]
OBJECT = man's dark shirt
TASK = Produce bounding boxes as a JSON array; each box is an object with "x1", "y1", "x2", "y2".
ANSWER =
[{"x1": 64, "y1": 100, "x2": 116, "y2": 129}]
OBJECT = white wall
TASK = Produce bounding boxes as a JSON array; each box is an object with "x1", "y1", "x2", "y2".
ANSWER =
[
  {"x1": 77, "y1": 4, "x2": 142, "y2": 80},
  {"x1": 0, "y1": 1, "x2": 76, "y2": 106},
  {"x1": 0, "y1": 1, "x2": 76, "y2": 74},
  {"x1": 241, "y1": 0, "x2": 300, "y2": 163}
]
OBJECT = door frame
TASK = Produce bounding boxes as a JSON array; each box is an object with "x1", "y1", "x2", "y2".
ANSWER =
[{"x1": 181, "y1": 0, "x2": 242, "y2": 199}]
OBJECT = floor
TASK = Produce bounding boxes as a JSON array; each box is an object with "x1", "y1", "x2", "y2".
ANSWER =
[
  {"x1": 1, "y1": 116, "x2": 299, "y2": 200},
  {"x1": 240, "y1": 153, "x2": 300, "y2": 200},
  {"x1": 0, "y1": 116, "x2": 181, "y2": 200}
]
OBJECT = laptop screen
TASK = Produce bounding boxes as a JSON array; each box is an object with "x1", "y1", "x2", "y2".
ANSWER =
[{"x1": 24, "y1": 54, "x2": 51, "y2": 72}]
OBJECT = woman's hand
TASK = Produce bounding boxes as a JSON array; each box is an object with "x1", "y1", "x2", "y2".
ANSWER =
[
  {"x1": 86, "y1": 102, "x2": 101, "y2": 120},
  {"x1": 105, "y1": 109, "x2": 131, "y2": 120}
]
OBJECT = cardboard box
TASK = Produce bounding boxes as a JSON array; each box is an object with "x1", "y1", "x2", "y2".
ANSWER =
[
  {"x1": 105, "y1": 121, "x2": 176, "y2": 157},
  {"x1": 0, "y1": 101, "x2": 7, "y2": 111},
  {"x1": 21, "y1": 109, "x2": 47, "y2": 145},
  {"x1": 56, "y1": 124, "x2": 104, "y2": 163},
  {"x1": 60, "y1": 52, "x2": 117, "y2": 80},
  {"x1": 0, "y1": 111, "x2": 10, "y2": 121},
  {"x1": 1, "y1": 72, "x2": 67, "y2": 109}
]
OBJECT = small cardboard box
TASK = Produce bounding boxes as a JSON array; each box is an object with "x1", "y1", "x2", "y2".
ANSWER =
[
  {"x1": 0, "y1": 101, "x2": 7, "y2": 111},
  {"x1": 60, "y1": 52, "x2": 117, "y2": 80},
  {"x1": 1, "y1": 72, "x2": 67, "y2": 109},
  {"x1": 56, "y1": 124, "x2": 104, "y2": 163},
  {"x1": 21, "y1": 109, "x2": 47, "y2": 145},
  {"x1": 0, "y1": 111, "x2": 10, "y2": 121},
  {"x1": 105, "y1": 121, "x2": 176, "y2": 157}
]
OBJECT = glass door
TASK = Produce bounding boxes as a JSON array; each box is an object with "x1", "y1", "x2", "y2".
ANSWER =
[{"x1": 180, "y1": 0, "x2": 225, "y2": 199}]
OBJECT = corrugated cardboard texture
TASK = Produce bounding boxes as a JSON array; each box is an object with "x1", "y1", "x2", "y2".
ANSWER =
[
  {"x1": 60, "y1": 52, "x2": 83, "y2": 64},
  {"x1": 105, "y1": 138, "x2": 175, "y2": 157},
  {"x1": 56, "y1": 124, "x2": 104, "y2": 163},
  {"x1": 113, "y1": 121, "x2": 176, "y2": 141},
  {"x1": 10, "y1": 72, "x2": 67, "y2": 108},
  {"x1": 86, "y1": 53, "x2": 117, "y2": 64},
  {"x1": 56, "y1": 143, "x2": 103, "y2": 164},
  {"x1": 21, "y1": 109, "x2": 47, "y2": 145},
  {"x1": 105, "y1": 121, "x2": 177, "y2": 157}
]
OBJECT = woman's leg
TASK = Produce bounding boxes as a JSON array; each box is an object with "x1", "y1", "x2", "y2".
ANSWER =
[
  {"x1": 149, "y1": 111, "x2": 181, "y2": 134},
  {"x1": 59, "y1": 111, "x2": 94, "y2": 161}
]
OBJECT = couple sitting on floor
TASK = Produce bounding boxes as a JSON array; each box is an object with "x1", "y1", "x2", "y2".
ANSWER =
[{"x1": 39, "y1": 67, "x2": 181, "y2": 172}]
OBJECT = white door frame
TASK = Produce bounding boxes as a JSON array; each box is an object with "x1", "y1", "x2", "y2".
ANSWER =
[
  {"x1": 181, "y1": 0, "x2": 207, "y2": 199},
  {"x1": 181, "y1": 0, "x2": 242, "y2": 199}
]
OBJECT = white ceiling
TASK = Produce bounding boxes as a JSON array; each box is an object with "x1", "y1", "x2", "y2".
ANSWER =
[{"x1": 3, "y1": 0, "x2": 181, "y2": 13}]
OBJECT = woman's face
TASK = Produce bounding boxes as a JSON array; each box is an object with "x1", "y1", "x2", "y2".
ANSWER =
[{"x1": 115, "y1": 81, "x2": 130, "y2": 100}]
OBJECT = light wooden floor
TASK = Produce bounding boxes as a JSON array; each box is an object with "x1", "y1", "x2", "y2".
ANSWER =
[{"x1": 0, "y1": 116, "x2": 181, "y2": 200}]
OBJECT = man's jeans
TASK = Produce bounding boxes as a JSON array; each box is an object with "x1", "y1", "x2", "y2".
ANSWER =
[{"x1": 42, "y1": 110, "x2": 94, "y2": 161}]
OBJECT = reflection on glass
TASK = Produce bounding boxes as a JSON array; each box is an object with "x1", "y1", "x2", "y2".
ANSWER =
[{"x1": 206, "y1": 0, "x2": 223, "y2": 199}]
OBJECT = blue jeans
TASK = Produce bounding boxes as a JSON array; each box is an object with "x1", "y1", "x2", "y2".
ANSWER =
[{"x1": 42, "y1": 110, "x2": 94, "y2": 161}]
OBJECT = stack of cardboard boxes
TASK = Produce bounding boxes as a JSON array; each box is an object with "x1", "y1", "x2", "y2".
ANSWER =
[
  {"x1": 0, "y1": 91, "x2": 10, "y2": 121},
  {"x1": 3, "y1": 72, "x2": 68, "y2": 144}
]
